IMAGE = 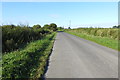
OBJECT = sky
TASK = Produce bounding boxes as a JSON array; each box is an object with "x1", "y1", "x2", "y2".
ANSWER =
[
  {"x1": 1, "y1": 0, "x2": 119, "y2": 2},
  {"x1": 2, "y1": 2, "x2": 118, "y2": 28}
]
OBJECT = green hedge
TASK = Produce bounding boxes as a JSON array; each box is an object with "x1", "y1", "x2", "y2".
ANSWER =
[
  {"x1": 2, "y1": 25, "x2": 50, "y2": 53},
  {"x1": 2, "y1": 33, "x2": 56, "y2": 79},
  {"x1": 66, "y1": 28, "x2": 119, "y2": 40},
  {"x1": 65, "y1": 28, "x2": 119, "y2": 51}
]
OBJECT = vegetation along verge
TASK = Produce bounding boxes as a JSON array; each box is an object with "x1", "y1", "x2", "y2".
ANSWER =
[
  {"x1": 65, "y1": 28, "x2": 120, "y2": 51},
  {"x1": 1, "y1": 23, "x2": 58, "y2": 79},
  {"x1": 2, "y1": 32, "x2": 56, "y2": 79}
]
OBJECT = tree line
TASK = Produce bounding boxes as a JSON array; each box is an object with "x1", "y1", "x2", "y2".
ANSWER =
[
  {"x1": 65, "y1": 28, "x2": 119, "y2": 40},
  {"x1": 113, "y1": 25, "x2": 120, "y2": 28},
  {"x1": 2, "y1": 23, "x2": 57, "y2": 53}
]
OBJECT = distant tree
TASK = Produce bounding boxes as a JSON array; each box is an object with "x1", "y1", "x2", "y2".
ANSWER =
[
  {"x1": 89, "y1": 26, "x2": 93, "y2": 28},
  {"x1": 68, "y1": 27, "x2": 71, "y2": 29},
  {"x1": 57, "y1": 27, "x2": 64, "y2": 30},
  {"x1": 33, "y1": 24, "x2": 41, "y2": 29},
  {"x1": 113, "y1": 25, "x2": 118, "y2": 28},
  {"x1": 49, "y1": 23, "x2": 57, "y2": 31},
  {"x1": 2, "y1": 24, "x2": 16, "y2": 29},
  {"x1": 43, "y1": 24, "x2": 50, "y2": 29},
  {"x1": 118, "y1": 25, "x2": 120, "y2": 28}
]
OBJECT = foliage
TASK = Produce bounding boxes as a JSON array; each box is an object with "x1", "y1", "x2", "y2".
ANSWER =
[
  {"x1": 43, "y1": 23, "x2": 58, "y2": 32},
  {"x1": 65, "y1": 28, "x2": 119, "y2": 40},
  {"x1": 2, "y1": 24, "x2": 54, "y2": 53},
  {"x1": 2, "y1": 23, "x2": 57, "y2": 79},
  {"x1": 2, "y1": 33, "x2": 56, "y2": 79},
  {"x1": 113, "y1": 25, "x2": 120, "y2": 28},
  {"x1": 57, "y1": 27, "x2": 64, "y2": 31},
  {"x1": 49, "y1": 23, "x2": 58, "y2": 31},
  {"x1": 57, "y1": 27, "x2": 64, "y2": 30},
  {"x1": 33, "y1": 24, "x2": 41, "y2": 29},
  {"x1": 43, "y1": 24, "x2": 50, "y2": 29},
  {"x1": 68, "y1": 27, "x2": 71, "y2": 29},
  {"x1": 65, "y1": 28, "x2": 119, "y2": 51}
]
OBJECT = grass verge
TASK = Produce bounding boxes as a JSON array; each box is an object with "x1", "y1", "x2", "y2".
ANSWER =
[
  {"x1": 2, "y1": 32, "x2": 56, "y2": 79},
  {"x1": 65, "y1": 31, "x2": 119, "y2": 51}
]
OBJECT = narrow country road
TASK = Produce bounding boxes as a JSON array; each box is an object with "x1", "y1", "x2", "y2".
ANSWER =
[{"x1": 45, "y1": 32, "x2": 118, "y2": 78}]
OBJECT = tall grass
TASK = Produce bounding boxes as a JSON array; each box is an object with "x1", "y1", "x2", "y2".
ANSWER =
[
  {"x1": 66, "y1": 28, "x2": 119, "y2": 40},
  {"x1": 65, "y1": 28, "x2": 119, "y2": 51},
  {"x1": 2, "y1": 32, "x2": 56, "y2": 79}
]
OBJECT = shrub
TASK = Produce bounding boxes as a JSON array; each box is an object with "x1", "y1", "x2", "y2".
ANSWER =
[{"x1": 2, "y1": 25, "x2": 50, "y2": 53}]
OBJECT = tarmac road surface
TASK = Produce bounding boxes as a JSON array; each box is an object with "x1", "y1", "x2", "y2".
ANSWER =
[{"x1": 45, "y1": 32, "x2": 118, "y2": 78}]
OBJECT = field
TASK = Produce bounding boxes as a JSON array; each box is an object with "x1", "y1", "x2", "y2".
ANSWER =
[{"x1": 65, "y1": 28, "x2": 120, "y2": 51}]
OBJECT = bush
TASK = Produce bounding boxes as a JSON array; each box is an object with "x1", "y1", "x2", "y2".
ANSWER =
[
  {"x1": 2, "y1": 25, "x2": 50, "y2": 53},
  {"x1": 65, "y1": 28, "x2": 119, "y2": 40}
]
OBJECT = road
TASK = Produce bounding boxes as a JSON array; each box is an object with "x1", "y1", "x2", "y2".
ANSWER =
[{"x1": 45, "y1": 32, "x2": 118, "y2": 78}]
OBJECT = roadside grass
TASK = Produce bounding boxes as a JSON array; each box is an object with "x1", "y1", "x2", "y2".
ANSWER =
[
  {"x1": 2, "y1": 32, "x2": 56, "y2": 79},
  {"x1": 57, "y1": 30, "x2": 65, "y2": 32},
  {"x1": 65, "y1": 31, "x2": 119, "y2": 51}
]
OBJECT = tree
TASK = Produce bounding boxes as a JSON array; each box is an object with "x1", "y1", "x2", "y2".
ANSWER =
[
  {"x1": 57, "y1": 27, "x2": 64, "y2": 31},
  {"x1": 49, "y1": 23, "x2": 57, "y2": 31},
  {"x1": 33, "y1": 24, "x2": 41, "y2": 29},
  {"x1": 57, "y1": 27, "x2": 64, "y2": 30},
  {"x1": 43, "y1": 24, "x2": 50, "y2": 29},
  {"x1": 113, "y1": 25, "x2": 117, "y2": 28},
  {"x1": 118, "y1": 25, "x2": 120, "y2": 28},
  {"x1": 2, "y1": 24, "x2": 16, "y2": 29},
  {"x1": 113, "y1": 25, "x2": 120, "y2": 28},
  {"x1": 68, "y1": 27, "x2": 71, "y2": 29}
]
